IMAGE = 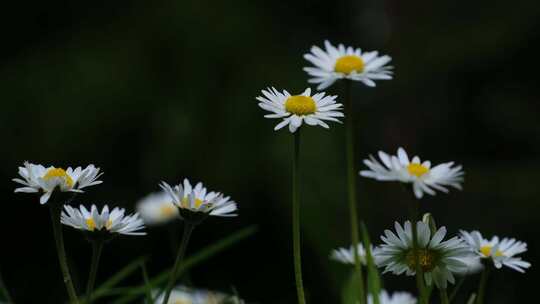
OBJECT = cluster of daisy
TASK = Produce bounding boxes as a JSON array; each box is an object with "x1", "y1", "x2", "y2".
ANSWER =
[
  {"x1": 329, "y1": 148, "x2": 530, "y2": 302},
  {"x1": 305, "y1": 42, "x2": 531, "y2": 302},
  {"x1": 252, "y1": 38, "x2": 530, "y2": 301},
  {"x1": 13, "y1": 161, "x2": 239, "y2": 303}
]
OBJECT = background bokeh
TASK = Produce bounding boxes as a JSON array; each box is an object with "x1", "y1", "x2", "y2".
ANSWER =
[{"x1": 1, "y1": 0, "x2": 539, "y2": 303}]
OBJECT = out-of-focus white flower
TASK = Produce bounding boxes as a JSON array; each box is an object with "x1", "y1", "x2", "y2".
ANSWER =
[
  {"x1": 13, "y1": 161, "x2": 103, "y2": 204},
  {"x1": 330, "y1": 244, "x2": 376, "y2": 265},
  {"x1": 151, "y1": 285, "x2": 244, "y2": 304},
  {"x1": 136, "y1": 192, "x2": 179, "y2": 225},
  {"x1": 368, "y1": 290, "x2": 416, "y2": 304}
]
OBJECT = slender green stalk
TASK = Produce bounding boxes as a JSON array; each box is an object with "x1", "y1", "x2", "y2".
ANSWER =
[
  {"x1": 449, "y1": 275, "x2": 467, "y2": 303},
  {"x1": 292, "y1": 130, "x2": 306, "y2": 304},
  {"x1": 476, "y1": 267, "x2": 490, "y2": 304},
  {"x1": 141, "y1": 262, "x2": 154, "y2": 303},
  {"x1": 49, "y1": 203, "x2": 80, "y2": 304},
  {"x1": 343, "y1": 80, "x2": 366, "y2": 304},
  {"x1": 161, "y1": 222, "x2": 195, "y2": 304},
  {"x1": 85, "y1": 240, "x2": 104, "y2": 304},
  {"x1": 440, "y1": 288, "x2": 450, "y2": 304},
  {"x1": 0, "y1": 267, "x2": 14, "y2": 303},
  {"x1": 411, "y1": 219, "x2": 426, "y2": 304},
  {"x1": 407, "y1": 194, "x2": 427, "y2": 304}
]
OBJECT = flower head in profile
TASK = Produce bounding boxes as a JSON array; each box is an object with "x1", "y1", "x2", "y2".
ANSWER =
[
  {"x1": 368, "y1": 290, "x2": 416, "y2": 304},
  {"x1": 360, "y1": 147, "x2": 464, "y2": 199},
  {"x1": 377, "y1": 221, "x2": 471, "y2": 288},
  {"x1": 330, "y1": 244, "x2": 376, "y2": 265},
  {"x1": 152, "y1": 285, "x2": 244, "y2": 304},
  {"x1": 256, "y1": 87, "x2": 343, "y2": 133},
  {"x1": 304, "y1": 40, "x2": 393, "y2": 89},
  {"x1": 13, "y1": 161, "x2": 103, "y2": 204},
  {"x1": 136, "y1": 192, "x2": 179, "y2": 225},
  {"x1": 160, "y1": 179, "x2": 237, "y2": 223},
  {"x1": 61, "y1": 204, "x2": 146, "y2": 236},
  {"x1": 460, "y1": 230, "x2": 531, "y2": 273}
]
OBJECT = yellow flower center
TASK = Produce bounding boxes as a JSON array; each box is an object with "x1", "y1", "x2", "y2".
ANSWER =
[
  {"x1": 181, "y1": 197, "x2": 204, "y2": 209},
  {"x1": 160, "y1": 204, "x2": 177, "y2": 217},
  {"x1": 480, "y1": 245, "x2": 504, "y2": 257},
  {"x1": 86, "y1": 218, "x2": 96, "y2": 231},
  {"x1": 85, "y1": 218, "x2": 113, "y2": 231},
  {"x1": 406, "y1": 249, "x2": 437, "y2": 272},
  {"x1": 335, "y1": 55, "x2": 365, "y2": 74},
  {"x1": 172, "y1": 299, "x2": 192, "y2": 304},
  {"x1": 43, "y1": 168, "x2": 74, "y2": 188},
  {"x1": 284, "y1": 95, "x2": 317, "y2": 115},
  {"x1": 407, "y1": 163, "x2": 429, "y2": 178}
]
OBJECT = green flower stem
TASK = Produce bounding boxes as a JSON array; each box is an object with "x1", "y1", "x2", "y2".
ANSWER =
[
  {"x1": 440, "y1": 288, "x2": 450, "y2": 304},
  {"x1": 161, "y1": 222, "x2": 195, "y2": 304},
  {"x1": 476, "y1": 266, "x2": 490, "y2": 304},
  {"x1": 49, "y1": 202, "x2": 80, "y2": 304},
  {"x1": 407, "y1": 194, "x2": 427, "y2": 304},
  {"x1": 0, "y1": 267, "x2": 14, "y2": 303},
  {"x1": 343, "y1": 80, "x2": 365, "y2": 304},
  {"x1": 411, "y1": 218, "x2": 427, "y2": 304},
  {"x1": 85, "y1": 240, "x2": 104, "y2": 304},
  {"x1": 449, "y1": 275, "x2": 467, "y2": 303},
  {"x1": 292, "y1": 130, "x2": 306, "y2": 304}
]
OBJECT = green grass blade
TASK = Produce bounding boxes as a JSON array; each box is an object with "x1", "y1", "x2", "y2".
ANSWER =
[
  {"x1": 361, "y1": 222, "x2": 381, "y2": 304},
  {"x1": 92, "y1": 256, "x2": 148, "y2": 299},
  {"x1": 111, "y1": 225, "x2": 258, "y2": 304}
]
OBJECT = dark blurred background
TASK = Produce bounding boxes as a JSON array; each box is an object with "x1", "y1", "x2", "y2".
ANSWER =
[{"x1": 1, "y1": 0, "x2": 539, "y2": 303}]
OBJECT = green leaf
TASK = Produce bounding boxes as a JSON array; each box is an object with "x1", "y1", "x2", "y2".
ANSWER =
[
  {"x1": 110, "y1": 225, "x2": 258, "y2": 304},
  {"x1": 361, "y1": 222, "x2": 382, "y2": 304},
  {"x1": 92, "y1": 256, "x2": 149, "y2": 299}
]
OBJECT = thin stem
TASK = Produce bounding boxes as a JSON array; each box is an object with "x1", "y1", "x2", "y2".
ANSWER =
[
  {"x1": 476, "y1": 267, "x2": 490, "y2": 304},
  {"x1": 440, "y1": 288, "x2": 450, "y2": 304},
  {"x1": 292, "y1": 130, "x2": 306, "y2": 304},
  {"x1": 407, "y1": 194, "x2": 427, "y2": 304},
  {"x1": 411, "y1": 220, "x2": 426, "y2": 304},
  {"x1": 0, "y1": 267, "x2": 14, "y2": 304},
  {"x1": 49, "y1": 203, "x2": 79, "y2": 304},
  {"x1": 343, "y1": 80, "x2": 365, "y2": 304},
  {"x1": 161, "y1": 222, "x2": 195, "y2": 304},
  {"x1": 141, "y1": 262, "x2": 154, "y2": 304},
  {"x1": 449, "y1": 275, "x2": 467, "y2": 303},
  {"x1": 85, "y1": 241, "x2": 104, "y2": 304}
]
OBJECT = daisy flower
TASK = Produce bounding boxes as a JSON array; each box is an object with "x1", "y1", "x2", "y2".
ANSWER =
[
  {"x1": 136, "y1": 192, "x2": 179, "y2": 225},
  {"x1": 360, "y1": 147, "x2": 464, "y2": 199},
  {"x1": 256, "y1": 87, "x2": 343, "y2": 133},
  {"x1": 303, "y1": 40, "x2": 393, "y2": 89},
  {"x1": 330, "y1": 244, "x2": 375, "y2": 265},
  {"x1": 13, "y1": 161, "x2": 103, "y2": 204},
  {"x1": 377, "y1": 221, "x2": 471, "y2": 288},
  {"x1": 160, "y1": 179, "x2": 238, "y2": 221},
  {"x1": 460, "y1": 230, "x2": 531, "y2": 273},
  {"x1": 151, "y1": 285, "x2": 244, "y2": 304},
  {"x1": 368, "y1": 290, "x2": 416, "y2": 304},
  {"x1": 61, "y1": 204, "x2": 146, "y2": 236},
  {"x1": 455, "y1": 255, "x2": 484, "y2": 275}
]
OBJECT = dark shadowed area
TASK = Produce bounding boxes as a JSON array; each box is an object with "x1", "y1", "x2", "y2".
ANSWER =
[{"x1": 1, "y1": 0, "x2": 539, "y2": 303}]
